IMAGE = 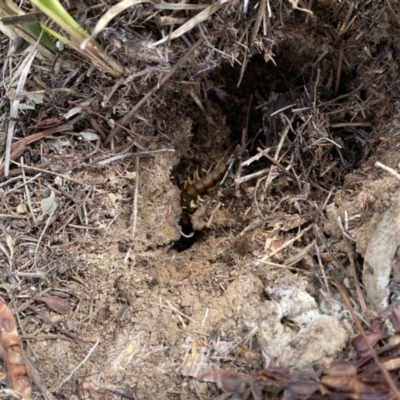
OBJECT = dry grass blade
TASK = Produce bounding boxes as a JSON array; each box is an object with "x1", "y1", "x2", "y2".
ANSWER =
[
  {"x1": 84, "y1": 0, "x2": 209, "y2": 49},
  {"x1": 149, "y1": 0, "x2": 227, "y2": 47},
  {"x1": 288, "y1": 0, "x2": 313, "y2": 14},
  {"x1": 83, "y1": 0, "x2": 157, "y2": 48},
  {"x1": 251, "y1": 0, "x2": 266, "y2": 46},
  {"x1": 4, "y1": 46, "x2": 37, "y2": 177}
]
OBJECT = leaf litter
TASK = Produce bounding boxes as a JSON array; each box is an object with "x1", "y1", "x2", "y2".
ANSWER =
[{"x1": 1, "y1": 0, "x2": 400, "y2": 398}]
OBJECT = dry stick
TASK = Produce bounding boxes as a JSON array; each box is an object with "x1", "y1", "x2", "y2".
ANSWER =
[
  {"x1": 346, "y1": 246, "x2": 367, "y2": 314},
  {"x1": 375, "y1": 161, "x2": 400, "y2": 181},
  {"x1": 259, "y1": 147, "x2": 330, "y2": 193},
  {"x1": 234, "y1": 130, "x2": 247, "y2": 197},
  {"x1": 5, "y1": 173, "x2": 41, "y2": 194},
  {"x1": 0, "y1": 214, "x2": 25, "y2": 219},
  {"x1": 251, "y1": 0, "x2": 266, "y2": 47},
  {"x1": 205, "y1": 202, "x2": 221, "y2": 228},
  {"x1": 105, "y1": 37, "x2": 204, "y2": 145},
  {"x1": 164, "y1": 299, "x2": 196, "y2": 324},
  {"x1": 260, "y1": 224, "x2": 313, "y2": 262},
  {"x1": 333, "y1": 277, "x2": 400, "y2": 400},
  {"x1": 20, "y1": 158, "x2": 37, "y2": 224},
  {"x1": 27, "y1": 305, "x2": 86, "y2": 343},
  {"x1": 3, "y1": 163, "x2": 50, "y2": 178},
  {"x1": 313, "y1": 68, "x2": 320, "y2": 112},
  {"x1": 11, "y1": 300, "x2": 35, "y2": 393},
  {"x1": 34, "y1": 203, "x2": 57, "y2": 267},
  {"x1": 97, "y1": 148, "x2": 175, "y2": 165},
  {"x1": 11, "y1": 162, "x2": 86, "y2": 186},
  {"x1": 238, "y1": 0, "x2": 268, "y2": 87},
  {"x1": 257, "y1": 116, "x2": 295, "y2": 200},
  {"x1": 235, "y1": 96, "x2": 252, "y2": 194},
  {"x1": 131, "y1": 157, "x2": 140, "y2": 234},
  {"x1": 328, "y1": 122, "x2": 372, "y2": 128},
  {"x1": 258, "y1": 149, "x2": 298, "y2": 182},
  {"x1": 21, "y1": 335, "x2": 71, "y2": 341},
  {"x1": 55, "y1": 338, "x2": 100, "y2": 392},
  {"x1": 334, "y1": 42, "x2": 344, "y2": 98},
  {"x1": 24, "y1": 360, "x2": 57, "y2": 400},
  {"x1": 237, "y1": 31, "x2": 249, "y2": 88},
  {"x1": 235, "y1": 167, "x2": 269, "y2": 184},
  {"x1": 314, "y1": 242, "x2": 335, "y2": 316}
]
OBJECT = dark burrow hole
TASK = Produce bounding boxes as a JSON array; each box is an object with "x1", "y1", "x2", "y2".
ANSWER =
[{"x1": 172, "y1": 48, "x2": 373, "y2": 252}]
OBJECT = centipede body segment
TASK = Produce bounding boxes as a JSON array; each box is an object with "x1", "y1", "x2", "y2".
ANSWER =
[{"x1": 179, "y1": 142, "x2": 239, "y2": 237}]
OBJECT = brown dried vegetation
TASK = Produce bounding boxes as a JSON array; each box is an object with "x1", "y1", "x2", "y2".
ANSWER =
[{"x1": 1, "y1": 0, "x2": 400, "y2": 399}]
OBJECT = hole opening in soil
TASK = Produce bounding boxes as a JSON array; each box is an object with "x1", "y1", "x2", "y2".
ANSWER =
[{"x1": 171, "y1": 42, "x2": 376, "y2": 252}]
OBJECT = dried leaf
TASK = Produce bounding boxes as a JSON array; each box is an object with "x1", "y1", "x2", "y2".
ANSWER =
[
  {"x1": 25, "y1": 91, "x2": 44, "y2": 104},
  {"x1": 39, "y1": 190, "x2": 58, "y2": 221},
  {"x1": 54, "y1": 176, "x2": 63, "y2": 186},
  {"x1": 80, "y1": 130, "x2": 99, "y2": 141},
  {"x1": 16, "y1": 203, "x2": 27, "y2": 214},
  {"x1": 36, "y1": 296, "x2": 71, "y2": 314}
]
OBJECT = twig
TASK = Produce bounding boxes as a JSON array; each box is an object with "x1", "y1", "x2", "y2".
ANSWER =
[
  {"x1": 258, "y1": 146, "x2": 330, "y2": 193},
  {"x1": 55, "y1": 338, "x2": 100, "y2": 392},
  {"x1": 375, "y1": 161, "x2": 400, "y2": 181},
  {"x1": 131, "y1": 157, "x2": 140, "y2": 235},
  {"x1": 206, "y1": 202, "x2": 221, "y2": 228},
  {"x1": 149, "y1": 1, "x2": 225, "y2": 47},
  {"x1": 27, "y1": 305, "x2": 86, "y2": 343},
  {"x1": 328, "y1": 122, "x2": 372, "y2": 128},
  {"x1": 251, "y1": 0, "x2": 266, "y2": 46},
  {"x1": 335, "y1": 214, "x2": 356, "y2": 242},
  {"x1": 0, "y1": 214, "x2": 25, "y2": 219},
  {"x1": 314, "y1": 242, "x2": 335, "y2": 315},
  {"x1": 10, "y1": 162, "x2": 87, "y2": 186},
  {"x1": 4, "y1": 173, "x2": 42, "y2": 194},
  {"x1": 163, "y1": 299, "x2": 195, "y2": 324},
  {"x1": 257, "y1": 148, "x2": 298, "y2": 181},
  {"x1": 20, "y1": 158, "x2": 36, "y2": 224},
  {"x1": 260, "y1": 224, "x2": 313, "y2": 262},
  {"x1": 0, "y1": 175, "x2": 24, "y2": 187},
  {"x1": 96, "y1": 148, "x2": 175, "y2": 165},
  {"x1": 105, "y1": 37, "x2": 204, "y2": 145},
  {"x1": 334, "y1": 41, "x2": 344, "y2": 97},
  {"x1": 346, "y1": 245, "x2": 367, "y2": 314},
  {"x1": 34, "y1": 201, "x2": 57, "y2": 266},
  {"x1": 235, "y1": 168, "x2": 269, "y2": 184}
]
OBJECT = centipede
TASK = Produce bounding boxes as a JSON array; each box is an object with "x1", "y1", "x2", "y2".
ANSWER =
[{"x1": 179, "y1": 142, "x2": 239, "y2": 238}]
